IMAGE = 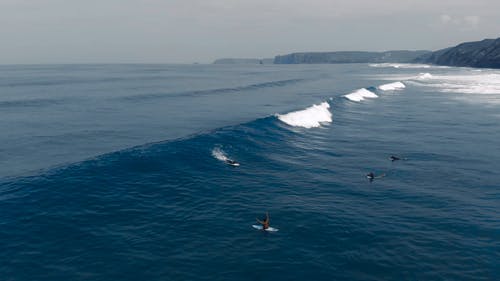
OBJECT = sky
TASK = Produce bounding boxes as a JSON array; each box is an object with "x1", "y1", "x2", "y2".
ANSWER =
[{"x1": 0, "y1": 0, "x2": 499, "y2": 64}]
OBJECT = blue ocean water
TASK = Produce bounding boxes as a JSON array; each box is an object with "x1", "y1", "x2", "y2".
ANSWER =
[{"x1": 0, "y1": 63, "x2": 499, "y2": 280}]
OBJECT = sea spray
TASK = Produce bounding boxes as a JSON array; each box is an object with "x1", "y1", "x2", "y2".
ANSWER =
[{"x1": 212, "y1": 147, "x2": 229, "y2": 162}]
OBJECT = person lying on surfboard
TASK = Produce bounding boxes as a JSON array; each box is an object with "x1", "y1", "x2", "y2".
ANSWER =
[
  {"x1": 390, "y1": 155, "x2": 407, "y2": 161},
  {"x1": 225, "y1": 159, "x2": 240, "y2": 166},
  {"x1": 390, "y1": 155, "x2": 401, "y2": 161},
  {"x1": 256, "y1": 212, "x2": 270, "y2": 230},
  {"x1": 367, "y1": 172, "x2": 386, "y2": 182}
]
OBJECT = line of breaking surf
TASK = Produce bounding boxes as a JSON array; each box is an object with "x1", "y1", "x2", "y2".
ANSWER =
[{"x1": 276, "y1": 80, "x2": 407, "y2": 128}]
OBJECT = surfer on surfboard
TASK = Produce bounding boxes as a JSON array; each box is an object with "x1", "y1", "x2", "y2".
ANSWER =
[
  {"x1": 256, "y1": 212, "x2": 270, "y2": 230},
  {"x1": 390, "y1": 155, "x2": 401, "y2": 161},
  {"x1": 390, "y1": 155, "x2": 407, "y2": 161},
  {"x1": 225, "y1": 159, "x2": 240, "y2": 166},
  {"x1": 367, "y1": 172, "x2": 386, "y2": 182}
]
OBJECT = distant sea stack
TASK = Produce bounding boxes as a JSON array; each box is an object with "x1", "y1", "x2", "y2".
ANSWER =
[
  {"x1": 274, "y1": 50, "x2": 430, "y2": 64},
  {"x1": 213, "y1": 58, "x2": 274, "y2": 64},
  {"x1": 414, "y1": 38, "x2": 500, "y2": 68}
]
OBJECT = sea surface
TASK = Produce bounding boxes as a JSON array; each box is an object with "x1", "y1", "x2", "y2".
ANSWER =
[{"x1": 0, "y1": 63, "x2": 499, "y2": 280}]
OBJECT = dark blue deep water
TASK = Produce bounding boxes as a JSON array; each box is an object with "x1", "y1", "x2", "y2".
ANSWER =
[{"x1": 1, "y1": 64, "x2": 499, "y2": 280}]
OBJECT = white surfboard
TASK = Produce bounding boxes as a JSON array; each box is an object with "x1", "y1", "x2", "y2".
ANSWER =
[
  {"x1": 225, "y1": 159, "x2": 240, "y2": 167},
  {"x1": 252, "y1": 225, "x2": 279, "y2": 232}
]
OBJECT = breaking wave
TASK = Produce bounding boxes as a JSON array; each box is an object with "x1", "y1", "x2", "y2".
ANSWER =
[
  {"x1": 416, "y1": 73, "x2": 500, "y2": 95},
  {"x1": 368, "y1": 65, "x2": 500, "y2": 97},
  {"x1": 344, "y1": 88, "x2": 378, "y2": 102},
  {"x1": 277, "y1": 102, "x2": 332, "y2": 128},
  {"x1": 417, "y1": 73, "x2": 433, "y2": 80},
  {"x1": 378, "y1": 82, "x2": 406, "y2": 91}
]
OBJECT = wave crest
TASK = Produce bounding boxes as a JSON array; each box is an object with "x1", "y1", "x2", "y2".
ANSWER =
[
  {"x1": 121, "y1": 79, "x2": 306, "y2": 102},
  {"x1": 344, "y1": 88, "x2": 378, "y2": 102},
  {"x1": 277, "y1": 102, "x2": 332, "y2": 128},
  {"x1": 417, "y1": 73, "x2": 433, "y2": 80},
  {"x1": 378, "y1": 82, "x2": 406, "y2": 91}
]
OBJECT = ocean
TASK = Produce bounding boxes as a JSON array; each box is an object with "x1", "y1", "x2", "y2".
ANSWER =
[{"x1": 0, "y1": 63, "x2": 499, "y2": 280}]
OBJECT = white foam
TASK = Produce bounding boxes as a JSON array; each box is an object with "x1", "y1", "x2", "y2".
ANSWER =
[
  {"x1": 344, "y1": 88, "x2": 378, "y2": 102},
  {"x1": 417, "y1": 73, "x2": 433, "y2": 80},
  {"x1": 428, "y1": 73, "x2": 500, "y2": 95},
  {"x1": 212, "y1": 147, "x2": 228, "y2": 162},
  {"x1": 369, "y1": 63, "x2": 433, "y2": 69},
  {"x1": 368, "y1": 68, "x2": 500, "y2": 99},
  {"x1": 378, "y1": 81, "x2": 406, "y2": 91},
  {"x1": 277, "y1": 102, "x2": 332, "y2": 128}
]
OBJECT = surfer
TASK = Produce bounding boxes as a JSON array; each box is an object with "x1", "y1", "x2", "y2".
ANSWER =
[
  {"x1": 390, "y1": 155, "x2": 401, "y2": 161},
  {"x1": 390, "y1": 155, "x2": 408, "y2": 161},
  {"x1": 366, "y1": 172, "x2": 375, "y2": 182},
  {"x1": 225, "y1": 159, "x2": 240, "y2": 166},
  {"x1": 256, "y1": 212, "x2": 270, "y2": 230},
  {"x1": 367, "y1": 172, "x2": 386, "y2": 182}
]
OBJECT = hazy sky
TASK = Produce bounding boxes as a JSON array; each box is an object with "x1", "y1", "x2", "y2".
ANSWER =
[{"x1": 1, "y1": 0, "x2": 499, "y2": 64}]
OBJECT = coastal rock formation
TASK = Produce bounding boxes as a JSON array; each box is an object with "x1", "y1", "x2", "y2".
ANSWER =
[
  {"x1": 414, "y1": 38, "x2": 500, "y2": 68},
  {"x1": 273, "y1": 50, "x2": 430, "y2": 64}
]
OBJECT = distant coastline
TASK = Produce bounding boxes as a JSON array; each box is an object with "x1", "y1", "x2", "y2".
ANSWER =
[
  {"x1": 213, "y1": 37, "x2": 500, "y2": 69},
  {"x1": 273, "y1": 50, "x2": 430, "y2": 64},
  {"x1": 213, "y1": 58, "x2": 274, "y2": 64}
]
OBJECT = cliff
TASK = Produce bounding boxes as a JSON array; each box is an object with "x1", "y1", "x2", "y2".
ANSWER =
[
  {"x1": 273, "y1": 50, "x2": 430, "y2": 64},
  {"x1": 414, "y1": 38, "x2": 500, "y2": 68}
]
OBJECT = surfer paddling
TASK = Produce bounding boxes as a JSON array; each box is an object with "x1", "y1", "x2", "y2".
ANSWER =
[
  {"x1": 390, "y1": 155, "x2": 400, "y2": 161},
  {"x1": 390, "y1": 155, "x2": 407, "y2": 161},
  {"x1": 256, "y1": 212, "x2": 270, "y2": 230},
  {"x1": 367, "y1": 172, "x2": 386, "y2": 182},
  {"x1": 253, "y1": 212, "x2": 278, "y2": 232},
  {"x1": 225, "y1": 159, "x2": 240, "y2": 166}
]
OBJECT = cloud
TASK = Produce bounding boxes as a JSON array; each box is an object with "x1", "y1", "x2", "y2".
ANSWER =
[
  {"x1": 464, "y1": 15, "x2": 480, "y2": 26},
  {"x1": 438, "y1": 14, "x2": 480, "y2": 28},
  {"x1": 440, "y1": 14, "x2": 452, "y2": 24}
]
